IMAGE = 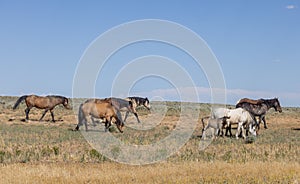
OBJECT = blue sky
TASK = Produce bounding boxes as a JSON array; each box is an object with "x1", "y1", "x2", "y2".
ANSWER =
[{"x1": 0, "y1": 0, "x2": 299, "y2": 106}]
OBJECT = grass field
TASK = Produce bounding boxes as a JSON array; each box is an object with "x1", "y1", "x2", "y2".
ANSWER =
[{"x1": 0, "y1": 96, "x2": 299, "y2": 183}]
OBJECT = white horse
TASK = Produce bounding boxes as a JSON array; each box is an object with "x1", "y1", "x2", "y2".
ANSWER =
[{"x1": 212, "y1": 107, "x2": 257, "y2": 139}]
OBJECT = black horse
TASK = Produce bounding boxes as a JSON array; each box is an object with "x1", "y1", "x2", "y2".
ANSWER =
[{"x1": 236, "y1": 98, "x2": 282, "y2": 130}]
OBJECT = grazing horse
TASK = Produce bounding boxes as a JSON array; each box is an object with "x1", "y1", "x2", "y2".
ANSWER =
[
  {"x1": 74, "y1": 98, "x2": 126, "y2": 133},
  {"x1": 212, "y1": 107, "x2": 257, "y2": 139},
  {"x1": 236, "y1": 98, "x2": 282, "y2": 130},
  {"x1": 13, "y1": 95, "x2": 70, "y2": 122},
  {"x1": 201, "y1": 116, "x2": 230, "y2": 140},
  {"x1": 87, "y1": 97, "x2": 137, "y2": 126},
  {"x1": 123, "y1": 97, "x2": 150, "y2": 123}
]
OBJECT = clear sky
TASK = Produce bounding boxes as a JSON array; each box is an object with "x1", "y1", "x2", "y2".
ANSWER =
[{"x1": 0, "y1": 0, "x2": 299, "y2": 106}]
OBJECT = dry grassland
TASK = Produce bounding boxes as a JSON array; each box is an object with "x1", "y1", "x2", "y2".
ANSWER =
[
  {"x1": 0, "y1": 97, "x2": 299, "y2": 183},
  {"x1": 1, "y1": 162, "x2": 299, "y2": 184}
]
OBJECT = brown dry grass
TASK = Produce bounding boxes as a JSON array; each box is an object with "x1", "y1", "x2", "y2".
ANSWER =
[
  {"x1": 1, "y1": 162, "x2": 299, "y2": 184},
  {"x1": 0, "y1": 96, "x2": 299, "y2": 183}
]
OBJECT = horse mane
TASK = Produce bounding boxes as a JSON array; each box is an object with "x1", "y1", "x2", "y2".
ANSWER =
[
  {"x1": 46, "y1": 95, "x2": 68, "y2": 102},
  {"x1": 261, "y1": 98, "x2": 279, "y2": 108}
]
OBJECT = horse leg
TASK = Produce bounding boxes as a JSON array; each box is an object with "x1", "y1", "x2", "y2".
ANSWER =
[
  {"x1": 217, "y1": 128, "x2": 223, "y2": 137},
  {"x1": 241, "y1": 126, "x2": 246, "y2": 139},
  {"x1": 220, "y1": 128, "x2": 225, "y2": 137},
  {"x1": 202, "y1": 126, "x2": 208, "y2": 140},
  {"x1": 104, "y1": 117, "x2": 111, "y2": 132},
  {"x1": 225, "y1": 124, "x2": 232, "y2": 137},
  {"x1": 214, "y1": 128, "x2": 219, "y2": 140},
  {"x1": 84, "y1": 118, "x2": 88, "y2": 131},
  {"x1": 25, "y1": 107, "x2": 31, "y2": 121},
  {"x1": 39, "y1": 109, "x2": 49, "y2": 122},
  {"x1": 202, "y1": 130, "x2": 206, "y2": 140},
  {"x1": 104, "y1": 121, "x2": 109, "y2": 132},
  {"x1": 262, "y1": 116, "x2": 268, "y2": 129},
  {"x1": 123, "y1": 111, "x2": 129, "y2": 123},
  {"x1": 133, "y1": 112, "x2": 141, "y2": 123},
  {"x1": 50, "y1": 109, "x2": 55, "y2": 122},
  {"x1": 116, "y1": 110, "x2": 125, "y2": 126},
  {"x1": 225, "y1": 125, "x2": 230, "y2": 137},
  {"x1": 116, "y1": 118, "x2": 124, "y2": 133},
  {"x1": 254, "y1": 117, "x2": 261, "y2": 135},
  {"x1": 236, "y1": 123, "x2": 242, "y2": 139},
  {"x1": 91, "y1": 117, "x2": 97, "y2": 126},
  {"x1": 249, "y1": 123, "x2": 257, "y2": 136}
]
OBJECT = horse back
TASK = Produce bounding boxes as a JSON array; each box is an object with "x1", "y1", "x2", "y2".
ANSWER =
[
  {"x1": 26, "y1": 95, "x2": 63, "y2": 109},
  {"x1": 25, "y1": 95, "x2": 46, "y2": 108},
  {"x1": 82, "y1": 100, "x2": 116, "y2": 119},
  {"x1": 237, "y1": 98, "x2": 264, "y2": 106}
]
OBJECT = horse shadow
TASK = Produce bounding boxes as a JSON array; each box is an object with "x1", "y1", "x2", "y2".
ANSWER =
[
  {"x1": 19, "y1": 118, "x2": 63, "y2": 122},
  {"x1": 291, "y1": 128, "x2": 300, "y2": 131},
  {"x1": 68, "y1": 126, "x2": 105, "y2": 132}
]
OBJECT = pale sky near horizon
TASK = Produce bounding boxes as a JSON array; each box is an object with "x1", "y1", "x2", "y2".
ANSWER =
[{"x1": 0, "y1": 0, "x2": 299, "y2": 106}]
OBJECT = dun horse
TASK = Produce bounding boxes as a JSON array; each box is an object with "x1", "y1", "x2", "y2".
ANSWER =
[
  {"x1": 236, "y1": 98, "x2": 282, "y2": 130},
  {"x1": 13, "y1": 95, "x2": 71, "y2": 122},
  {"x1": 124, "y1": 97, "x2": 151, "y2": 123},
  {"x1": 74, "y1": 98, "x2": 129, "y2": 133}
]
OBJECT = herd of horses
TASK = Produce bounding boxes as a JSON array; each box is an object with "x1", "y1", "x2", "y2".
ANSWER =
[
  {"x1": 11, "y1": 94, "x2": 282, "y2": 139},
  {"x1": 202, "y1": 98, "x2": 282, "y2": 139},
  {"x1": 12, "y1": 95, "x2": 151, "y2": 133}
]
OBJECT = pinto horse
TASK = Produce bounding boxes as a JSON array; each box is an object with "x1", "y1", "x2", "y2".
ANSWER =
[
  {"x1": 236, "y1": 98, "x2": 282, "y2": 130},
  {"x1": 124, "y1": 97, "x2": 151, "y2": 123},
  {"x1": 13, "y1": 95, "x2": 71, "y2": 122},
  {"x1": 74, "y1": 98, "x2": 128, "y2": 133}
]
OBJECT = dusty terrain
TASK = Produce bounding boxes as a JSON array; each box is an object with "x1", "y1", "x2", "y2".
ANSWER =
[{"x1": 0, "y1": 96, "x2": 299, "y2": 183}]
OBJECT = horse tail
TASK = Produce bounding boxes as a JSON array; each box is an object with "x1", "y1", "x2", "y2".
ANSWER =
[
  {"x1": 75, "y1": 103, "x2": 85, "y2": 131},
  {"x1": 13, "y1": 95, "x2": 28, "y2": 109},
  {"x1": 201, "y1": 116, "x2": 210, "y2": 132}
]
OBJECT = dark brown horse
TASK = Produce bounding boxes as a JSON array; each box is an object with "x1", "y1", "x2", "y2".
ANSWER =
[
  {"x1": 236, "y1": 98, "x2": 282, "y2": 130},
  {"x1": 13, "y1": 95, "x2": 71, "y2": 122},
  {"x1": 74, "y1": 98, "x2": 126, "y2": 133}
]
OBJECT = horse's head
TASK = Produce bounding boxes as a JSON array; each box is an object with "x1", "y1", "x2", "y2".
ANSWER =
[
  {"x1": 116, "y1": 117, "x2": 124, "y2": 133},
  {"x1": 273, "y1": 98, "x2": 282, "y2": 113},
  {"x1": 143, "y1": 97, "x2": 151, "y2": 110},
  {"x1": 63, "y1": 98, "x2": 72, "y2": 109}
]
